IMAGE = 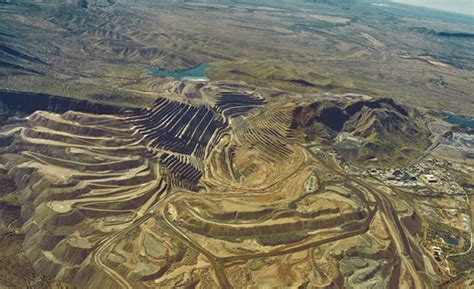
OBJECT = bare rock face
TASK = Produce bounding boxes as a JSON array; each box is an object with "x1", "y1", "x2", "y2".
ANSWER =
[
  {"x1": 0, "y1": 89, "x2": 259, "y2": 287},
  {"x1": 291, "y1": 98, "x2": 431, "y2": 165},
  {"x1": 0, "y1": 84, "x2": 437, "y2": 288},
  {"x1": 2, "y1": 110, "x2": 156, "y2": 284}
]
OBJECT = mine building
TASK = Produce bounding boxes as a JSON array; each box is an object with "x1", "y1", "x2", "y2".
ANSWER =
[
  {"x1": 423, "y1": 174, "x2": 437, "y2": 183},
  {"x1": 432, "y1": 246, "x2": 443, "y2": 261}
]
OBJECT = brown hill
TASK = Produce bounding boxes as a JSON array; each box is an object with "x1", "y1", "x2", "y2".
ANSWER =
[{"x1": 291, "y1": 98, "x2": 431, "y2": 166}]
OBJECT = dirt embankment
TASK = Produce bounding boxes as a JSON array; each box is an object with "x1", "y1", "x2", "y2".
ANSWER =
[{"x1": 0, "y1": 90, "x2": 130, "y2": 117}]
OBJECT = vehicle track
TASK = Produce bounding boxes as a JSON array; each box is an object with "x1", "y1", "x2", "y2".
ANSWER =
[{"x1": 154, "y1": 145, "x2": 384, "y2": 289}]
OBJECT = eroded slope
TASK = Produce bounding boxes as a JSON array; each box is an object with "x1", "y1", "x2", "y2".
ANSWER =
[{"x1": 0, "y1": 84, "x2": 445, "y2": 288}]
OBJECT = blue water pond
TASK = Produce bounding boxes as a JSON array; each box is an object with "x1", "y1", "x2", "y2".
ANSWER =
[
  {"x1": 444, "y1": 113, "x2": 474, "y2": 129},
  {"x1": 147, "y1": 63, "x2": 211, "y2": 81}
]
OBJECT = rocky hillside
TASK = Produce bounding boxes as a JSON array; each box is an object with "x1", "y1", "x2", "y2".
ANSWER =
[{"x1": 291, "y1": 98, "x2": 431, "y2": 166}]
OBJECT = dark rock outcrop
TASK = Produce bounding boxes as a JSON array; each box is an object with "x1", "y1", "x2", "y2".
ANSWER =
[{"x1": 0, "y1": 90, "x2": 127, "y2": 116}]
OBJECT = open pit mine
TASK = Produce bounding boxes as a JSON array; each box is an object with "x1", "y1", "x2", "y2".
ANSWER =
[{"x1": 0, "y1": 81, "x2": 452, "y2": 288}]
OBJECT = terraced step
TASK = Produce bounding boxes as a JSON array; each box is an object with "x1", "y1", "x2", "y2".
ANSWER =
[
  {"x1": 1, "y1": 110, "x2": 168, "y2": 286},
  {"x1": 214, "y1": 92, "x2": 266, "y2": 118},
  {"x1": 129, "y1": 97, "x2": 227, "y2": 160}
]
